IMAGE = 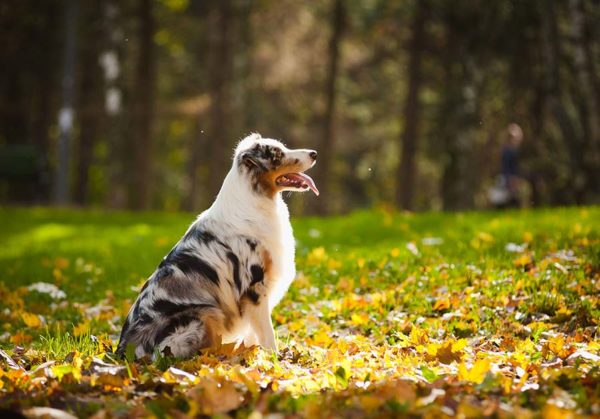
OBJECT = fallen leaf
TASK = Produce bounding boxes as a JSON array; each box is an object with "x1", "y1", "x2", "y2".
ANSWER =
[
  {"x1": 458, "y1": 358, "x2": 491, "y2": 384},
  {"x1": 21, "y1": 312, "x2": 43, "y2": 328}
]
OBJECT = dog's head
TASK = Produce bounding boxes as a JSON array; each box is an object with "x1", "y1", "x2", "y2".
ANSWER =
[{"x1": 234, "y1": 134, "x2": 319, "y2": 198}]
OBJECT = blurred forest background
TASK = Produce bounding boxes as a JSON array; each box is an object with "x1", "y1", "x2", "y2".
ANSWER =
[{"x1": 0, "y1": 0, "x2": 598, "y2": 214}]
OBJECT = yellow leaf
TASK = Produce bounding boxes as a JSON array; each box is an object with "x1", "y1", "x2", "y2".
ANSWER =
[
  {"x1": 433, "y1": 299, "x2": 450, "y2": 311},
  {"x1": 21, "y1": 312, "x2": 43, "y2": 328},
  {"x1": 542, "y1": 403, "x2": 575, "y2": 419},
  {"x1": 452, "y1": 339, "x2": 468, "y2": 352},
  {"x1": 350, "y1": 313, "x2": 369, "y2": 326},
  {"x1": 409, "y1": 327, "x2": 429, "y2": 345},
  {"x1": 458, "y1": 358, "x2": 491, "y2": 384},
  {"x1": 288, "y1": 320, "x2": 304, "y2": 332},
  {"x1": 52, "y1": 364, "x2": 81, "y2": 382},
  {"x1": 10, "y1": 331, "x2": 32, "y2": 345},
  {"x1": 327, "y1": 258, "x2": 341, "y2": 270},
  {"x1": 514, "y1": 254, "x2": 533, "y2": 267},
  {"x1": 73, "y1": 320, "x2": 90, "y2": 337},
  {"x1": 545, "y1": 334, "x2": 576, "y2": 359},
  {"x1": 435, "y1": 340, "x2": 464, "y2": 364},
  {"x1": 312, "y1": 330, "x2": 331, "y2": 346},
  {"x1": 336, "y1": 278, "x2": 354, "y2": 292},
  {"x1": 307, "y1": 247, "x2": 327, "y2": 264}
]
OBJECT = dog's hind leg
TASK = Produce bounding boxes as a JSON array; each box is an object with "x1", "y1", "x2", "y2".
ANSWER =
[{"x1": 154, "y1": 317, "x2": 210, "y2": 358}]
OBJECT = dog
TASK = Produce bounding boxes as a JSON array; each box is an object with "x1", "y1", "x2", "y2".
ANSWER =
[{"x1": 115, "y1": 134, "x2": 318, "y2": 358}]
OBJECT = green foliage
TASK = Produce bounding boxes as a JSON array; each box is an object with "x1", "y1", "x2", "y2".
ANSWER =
[{"x1": 3, "y1": 1, "x2": 599, "y2": 211}]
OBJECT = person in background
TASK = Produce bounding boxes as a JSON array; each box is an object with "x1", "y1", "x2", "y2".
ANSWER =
[{"x1": 500, "y1": 123, "x2": 524, "y2": 208}]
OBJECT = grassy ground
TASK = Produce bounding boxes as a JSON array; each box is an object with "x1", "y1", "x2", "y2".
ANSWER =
[{"x1": 0, "y1": 206, "x2": 598, "y2": 418}]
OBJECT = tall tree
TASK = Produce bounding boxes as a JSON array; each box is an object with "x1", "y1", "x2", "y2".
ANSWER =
[
  {"x1": 206, "y1": 0, "x2": 234, "y2": 199},
  {"x1": 101, "y1": 0, "x2": 127, "y2": 209},
  {"x1": 54, "y1": 0, "x2": 79, "y2": 205},
  {"x1": 75, "y1": 1, "x2": 103, "y2": 205},
  {"x1": 314, "y1": 0, "x2": 345, "y2": 214},
  {"x1": 31, "y1": 1, "x2": 61, "y2": 202},
  {"x1": 569, "y1": 0, "x2": 600, "y2": 200},
  {"x1": 396, "y1": 0, "x2": 427, "y2": 210},
  {"x1": 540, "y1": 0, "x2": 584, "y2": 203},
  {"x1": 131, "y1": 0, "x2": 156, "y2": 209}
]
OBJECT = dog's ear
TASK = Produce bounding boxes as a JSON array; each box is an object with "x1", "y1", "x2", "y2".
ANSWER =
[{"x1": 240, "y1": 151, "x2": 263, "y2": 170}]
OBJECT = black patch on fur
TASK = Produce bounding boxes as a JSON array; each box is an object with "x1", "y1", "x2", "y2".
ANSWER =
[
  {"x1": 246, "y1": 239, "x2": 257, "y2": 251},
  {"x1": 130, "y1": 324, "x2": 141, "y2": 334},
  {"x1": 132, "y1": 299, "x2": 142, "y2": 319},
  {"x1": 250, "y1": 264, "x2": 264, "y2": 285},
  {"x1": 165, "y1": 251, "x2": 219, "y2": 284},
  {"x1": 138, "y1": 312, "x2": 153, "y2": 325},
  {"x1": 158, "y1": 247, "x2": 176, "y2": 268},
  {"x1": 245, "y1": 289, "x2": 260, "y2": 305},
  {"x1": 153, "y1": 314, "x2": 196, "y2": 346},
  {"x1": 263, "y1": 145, "x2": 272, "y2": 159},
  {"x1": 155, "y1": 263, "x2": 173, "y2": 282},
  {"x1": 184, "y1": 228, "x2": 216, "y2": 244},
  {"x1": 240, "y1": 151, "x2": 267, "y2": 172},
  {"x1": 217, "y1": 239, "x2": 231, "y2": 251},
  {"x1": 139, "y1": 291, "x2": 149, "y2": 302},
  {"x1": 226, "y1": 252, "x2": 242, "y2": 292},
  {"x1": 151, "y1": 299, "x2": 213, "y2": 316}
]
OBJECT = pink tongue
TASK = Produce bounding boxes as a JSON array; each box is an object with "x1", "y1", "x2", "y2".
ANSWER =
[{"x1": 288, "y1": 172, "x2": 319, "y2": 196}]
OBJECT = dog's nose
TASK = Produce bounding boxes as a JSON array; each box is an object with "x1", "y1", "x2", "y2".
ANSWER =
[{"x1": 309, "y1": 150, "x2": 317, "y2": 160}]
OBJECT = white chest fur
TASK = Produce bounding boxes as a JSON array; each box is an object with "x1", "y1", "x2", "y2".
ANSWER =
[{"x1": 202, "y1": 169, "x2": 297, "y2": 311}]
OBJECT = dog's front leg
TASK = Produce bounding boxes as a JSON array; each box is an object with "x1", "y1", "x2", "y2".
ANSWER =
[{"x1": 244, "y1": 287, "x2": 277, "y2": 351}]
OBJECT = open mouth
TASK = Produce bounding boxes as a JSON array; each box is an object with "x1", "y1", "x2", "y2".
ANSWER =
[{"x1": 275, "y1": 172, "x2": 319, "y2": 196}]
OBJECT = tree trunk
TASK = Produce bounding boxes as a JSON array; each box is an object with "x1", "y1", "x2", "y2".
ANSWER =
[
  {"x1": 131, "y1": 0, "x2": 156, "y2": 210},
  {"x1": 101, "y1": 0, "x2": 128, "y2": 209},
  {"x1": 540, "y1": 0, "x2": 584, "y2": 204},
  {"x1": 75, "y1": 2, "x2": 103, "y2": 205},
  {"x1": 396, "y1": 0, "x2": 427, "y2": 211},
  {"x1": 314, "y1": 0, "x2": 345, "y2": 214},
  {"x1": 569, "y1": 0, "x2": 600, "y2": 201},
  {"x1": 31, "y1": 2, "x2": 60, "y2": 203},
  {"x1": 54, "y1": 0, "x2": 79, "y2": 205},
  {"x1": 206, "y1": 0, "x2": 234, "y2": 199}
]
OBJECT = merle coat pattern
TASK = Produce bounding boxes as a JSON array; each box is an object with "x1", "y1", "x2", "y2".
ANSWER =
[{"x1": 116, "y1": 134, "x2": 318, "y2": 358}]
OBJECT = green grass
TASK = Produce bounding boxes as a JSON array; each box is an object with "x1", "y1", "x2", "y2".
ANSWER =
[{"x1": 0, "y1": 206, "x2": 598, "y2": 417}]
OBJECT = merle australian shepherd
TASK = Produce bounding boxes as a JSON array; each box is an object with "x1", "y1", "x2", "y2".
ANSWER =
[{"x1": 116, "y1": 134, "x2": 318, "y2": 358}]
